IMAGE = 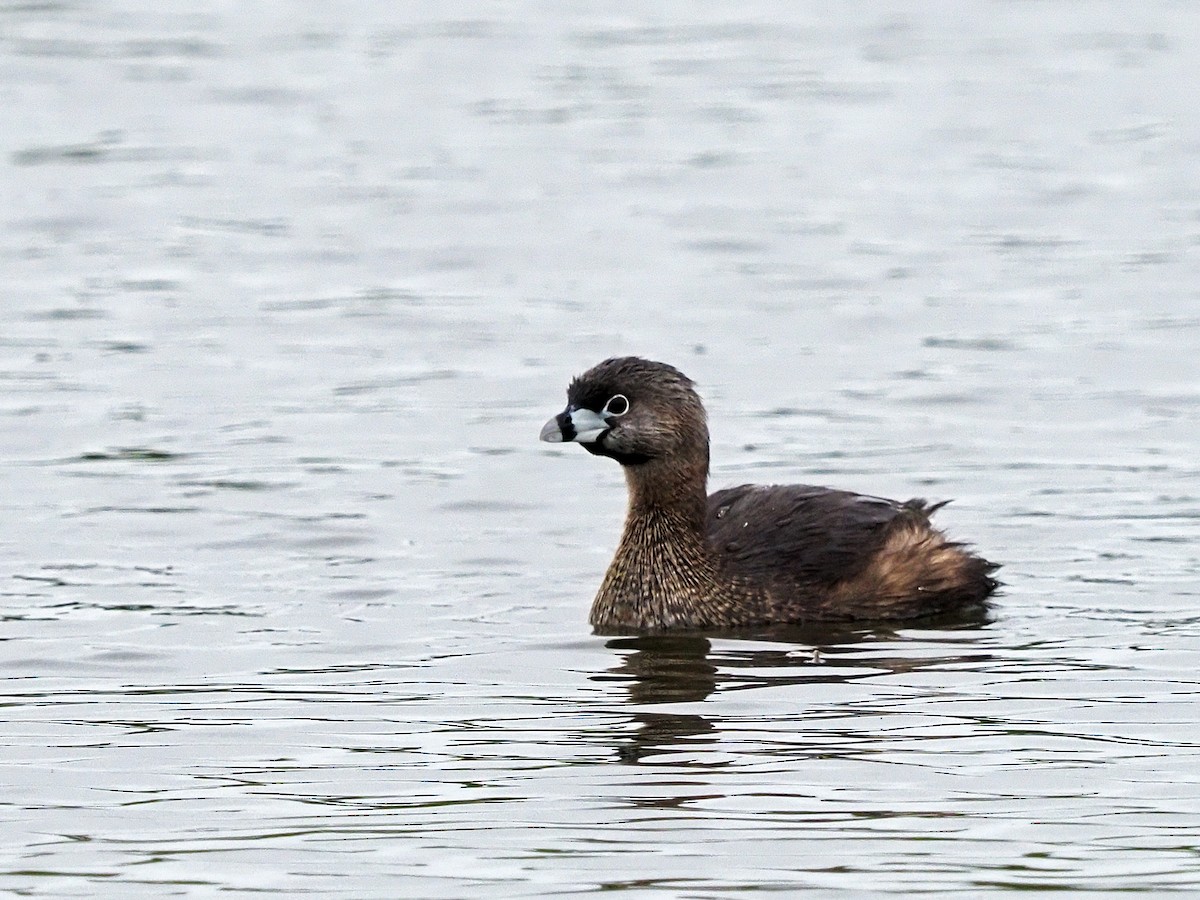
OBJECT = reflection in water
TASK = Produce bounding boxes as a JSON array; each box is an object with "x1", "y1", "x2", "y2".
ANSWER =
[
  {"x1": 596, "y1": 636, "x2": 721, "y2": 764},
  {"x1": 596, "y1": 635, "x2": 719, "y2": 704},
  {"x1": 598, "y1": 615, "x2": 993, "y2": 765},
  {"x1": 616, "y1": 713, "x2": 718, "y2": 766},
  {"x1": 600, "y1": 612, "x2": 993, "y2": 704}
]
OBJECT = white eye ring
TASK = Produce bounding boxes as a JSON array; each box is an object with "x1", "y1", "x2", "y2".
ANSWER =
[{"x1": 603, "y1": 394, "x2": 630, "y2": 417}]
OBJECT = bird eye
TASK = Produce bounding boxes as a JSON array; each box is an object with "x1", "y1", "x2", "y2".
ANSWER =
[{"x1": 603, "y1": 394, "x2": 630, "y2": 417}]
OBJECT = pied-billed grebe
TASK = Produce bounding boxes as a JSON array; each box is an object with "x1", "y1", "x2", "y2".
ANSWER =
[{"x1": 540, "y1": 357, "x2": 999, "y2": 632}]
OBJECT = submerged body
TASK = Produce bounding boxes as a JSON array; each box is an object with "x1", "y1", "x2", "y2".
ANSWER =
[{"x1": 541, "y1": 357, "x2": 998, "y2": 632}]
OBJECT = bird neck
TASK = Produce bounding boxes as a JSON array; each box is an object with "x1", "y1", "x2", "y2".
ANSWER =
[
  {"x1": 589, "y1": 453, "x2": 721, "y2": 632},
  {"x1": 624, "y1": 438, "x2": 710, "y2": 521},
  {"x1": 628, "y1": 463, "x2": 707, "y2": 527}
]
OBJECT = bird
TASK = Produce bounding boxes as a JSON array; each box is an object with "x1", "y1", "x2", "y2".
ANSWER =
[{"x1": 539, "y1": 356, "x2": 998, "y2": 632}]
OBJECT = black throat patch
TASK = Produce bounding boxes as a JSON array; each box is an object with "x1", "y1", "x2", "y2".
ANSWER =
[{"x1": 583, "y1": 441, "x2": 652, "y2": 466}]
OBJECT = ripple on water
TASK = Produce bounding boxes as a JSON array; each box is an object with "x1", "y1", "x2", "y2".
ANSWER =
[{"x1": 2, "y1": 1, "x2": 1200, "y2": 896}]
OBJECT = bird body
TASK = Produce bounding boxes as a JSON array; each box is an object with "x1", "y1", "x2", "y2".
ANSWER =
[{"x1": 541, "y1": 357, "x2": 998, "y2": 632}]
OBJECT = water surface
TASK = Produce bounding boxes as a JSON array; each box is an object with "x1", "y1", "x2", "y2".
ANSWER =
[{"x1": 2, "y1": 3, "x2": 1199, "y2": 896}]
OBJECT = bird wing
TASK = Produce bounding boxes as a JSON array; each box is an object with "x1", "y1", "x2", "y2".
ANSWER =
[{"x1": 705, "y1": 484, "x2": 935, "y2": 589}]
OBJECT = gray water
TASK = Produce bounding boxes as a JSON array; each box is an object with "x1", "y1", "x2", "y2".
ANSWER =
[{"x1": 2, "y1": 2, "x2": 1199, "y2": 896}]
